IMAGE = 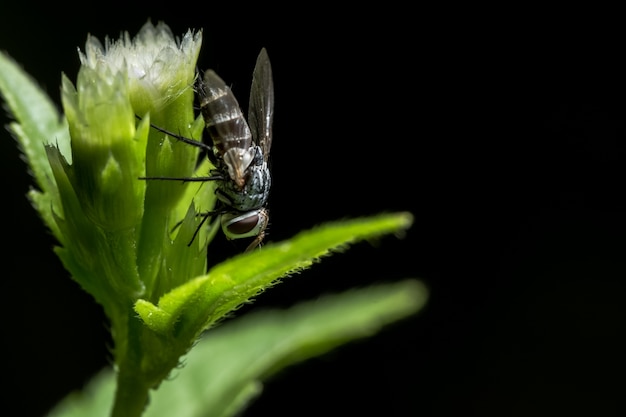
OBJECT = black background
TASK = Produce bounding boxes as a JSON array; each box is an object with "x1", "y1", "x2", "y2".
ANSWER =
[{"x1": 2, "y1": 5, "x2": 626, "y2": 417}]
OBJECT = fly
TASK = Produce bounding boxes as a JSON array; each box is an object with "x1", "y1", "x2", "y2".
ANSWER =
[{"x1": 140, "y1": 48, "x2": 273, "y2": 251}]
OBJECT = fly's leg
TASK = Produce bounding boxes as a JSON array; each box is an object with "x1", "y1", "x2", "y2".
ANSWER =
[
  {"x1": 136, "y1": 114, "x2": 221, "y2": 166},
  {"x1": 136, "y1": 115, "x2": 212, "y2": 152},
  {"x1": 188, "y1": 210, "x2": 219, "y2": 246},
  {"x1": 168, "y1": 209, "x2": 221, "y2": 246}
]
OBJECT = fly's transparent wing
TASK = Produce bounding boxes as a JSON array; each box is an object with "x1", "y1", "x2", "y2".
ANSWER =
[{"x1": 248, "y1": 48, "x2": 274, "y2": 161}]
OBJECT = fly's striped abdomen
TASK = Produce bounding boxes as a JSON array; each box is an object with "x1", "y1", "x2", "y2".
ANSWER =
[
  {"x1": 199, "y1": 70, "x2": 256, "y2": 187},
  {"x1": 199, "y1": 70, "x2": 252, "y2": 156}
]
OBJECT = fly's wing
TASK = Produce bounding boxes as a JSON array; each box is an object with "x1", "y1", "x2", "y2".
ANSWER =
[{"x1": 248, "y1": 48, "x2": 274, "y2": 162}]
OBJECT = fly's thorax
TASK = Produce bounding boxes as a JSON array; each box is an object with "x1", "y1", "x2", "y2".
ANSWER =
[
  {"x1": 216, "y1": 160, "x2": 271, "y2": 212},
  {"x1": 222, "y1": 147, "x2": 255, "y2": 187}
]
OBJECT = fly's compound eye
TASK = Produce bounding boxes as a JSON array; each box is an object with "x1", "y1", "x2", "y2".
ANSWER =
[{"x1": 221, "y1": 209, "x2": 268, "y2": 240}]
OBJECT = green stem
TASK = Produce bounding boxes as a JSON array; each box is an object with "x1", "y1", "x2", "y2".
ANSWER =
[
  {"x1": 111, "y1": 369, "x2": 151, "y2": 417},
  {"x1": 110, "y1": 311, "x2": 152, "y2": 417}
]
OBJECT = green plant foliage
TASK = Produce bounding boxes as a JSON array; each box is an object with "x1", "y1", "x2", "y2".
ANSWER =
[
  {"x1": 47, "y1": 279, "x2": 427, "y2": 417},
  {"x1": 0, "y1": 22, "x2": 427, "y2": 417}
]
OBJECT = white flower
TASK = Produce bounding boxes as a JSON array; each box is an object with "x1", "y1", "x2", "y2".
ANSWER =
[{"x1": 78, "y1": 20, "x2": 202, "y2": 115}]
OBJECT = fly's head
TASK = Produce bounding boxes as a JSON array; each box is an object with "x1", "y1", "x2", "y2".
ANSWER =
[{"x1": 220, "y1": 208, "x2": 269, "y2": 251}]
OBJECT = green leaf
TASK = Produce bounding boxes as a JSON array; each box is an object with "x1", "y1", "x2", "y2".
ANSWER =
[
  {"x1": 0, "y1": 50, "x2": 69, "y2": 197},
  {"x1": 135, "y1": 212, "x2": 414, "y2": 340},
  {"x1": 146, "y1": 279, "x2": 429, "y2": 417},
  {"x1": 0, "y1": 51, "x2": 69, "y2": 243},
  {"x1": 127, "y1": 212, "x2": 415, "y2": 410},
  {"x1": 48, "y1": 279, "x2": 427, "y2": 417}
]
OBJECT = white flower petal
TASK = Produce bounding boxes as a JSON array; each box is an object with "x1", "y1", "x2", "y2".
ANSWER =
[{"x1": 77, "y1": 21, "x2": 202, "y2": 111}]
